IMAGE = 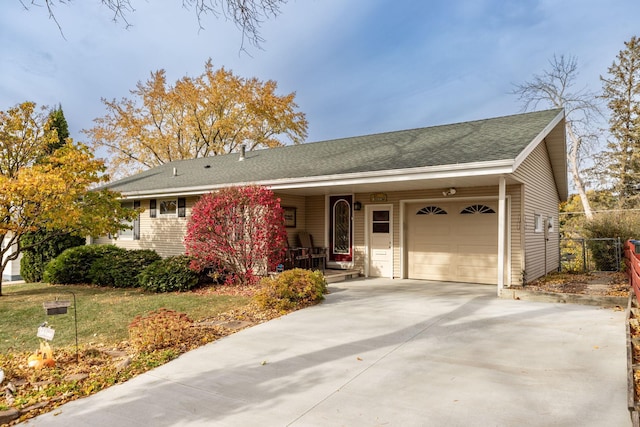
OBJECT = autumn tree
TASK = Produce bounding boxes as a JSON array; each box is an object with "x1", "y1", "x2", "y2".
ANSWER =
[
  {"x1": 19, "y1": 105, "x2": 86, "y2": 282},
  {"x1": 599, "y1": 36, "x2": 640, "y2": 208},
  {"x1": 21, "y1": 0, "x2": 286, "y2": 48},
  {"x1": 85, "y1": 60, "x2": 308, "y2": 178},
  {"x1": 184, "y1": 185, "x2": 287, "y2": 286},
  {"x1": 0, "y1": 101, "x2": 137, "y2": 295},
  {"x1": 512, "y1": 55, "x2": 601, "y2": 219}
]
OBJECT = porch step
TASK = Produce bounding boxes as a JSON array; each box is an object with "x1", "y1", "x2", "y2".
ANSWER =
[{"x1": 324, "y1": 269, "x2": 361, "y2": 283}]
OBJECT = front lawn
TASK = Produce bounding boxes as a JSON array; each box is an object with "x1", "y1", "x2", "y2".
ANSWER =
[
  {"x1": 0, "y1": 269, "x2": 327, "y2": 424},
  {"x1": 0, "y1": 282, "x2": 270, "y2": 424},
  {"x1": 0, "y1": 282, "x2": 248, "y2": 353}
]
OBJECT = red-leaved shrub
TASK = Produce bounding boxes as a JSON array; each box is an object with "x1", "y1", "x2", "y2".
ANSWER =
[{"x1": 184, "y1": 185, "x2": 287, "y2": 285}]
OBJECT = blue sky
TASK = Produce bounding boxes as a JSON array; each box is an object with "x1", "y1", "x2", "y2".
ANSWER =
[{"x1": 1, "y1": 0, "x2": 639, "y2": 155}]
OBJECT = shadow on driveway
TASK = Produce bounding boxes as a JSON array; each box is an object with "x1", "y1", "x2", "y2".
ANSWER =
[{"x1": 27, "y1": 279, "x2": 629, "y2": 426}]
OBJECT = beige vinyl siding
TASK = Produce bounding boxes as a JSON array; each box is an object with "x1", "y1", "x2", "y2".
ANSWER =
[
  {"x1": 353, "y1": 201, "x2": 365, "y2": 273},
  {"x1": 277, "y1": 194, "x2": 306, "y2": 247},
  {"x1": 351, "y1": 185, "x2": 522, "y2": 285},
  {"x1": 509, "y1": 186, "x2": 523, "y2": 285},
  {"x1": 101, "y1": 193, "x2": 326, "y2": 258},
  {"x1": 304, "y1": 196, "x2": 326, "y2": 247},
  {"x1": 512, "y1": 140, "x2": 561, "y2": 282},
  {"x1": 99, "y1": 197, "x2": 196, "y2": 258}
]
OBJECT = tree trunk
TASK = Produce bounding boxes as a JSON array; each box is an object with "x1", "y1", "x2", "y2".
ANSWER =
[{"x1": 566, "y1": 124, "x2": 594, "y2": 220}]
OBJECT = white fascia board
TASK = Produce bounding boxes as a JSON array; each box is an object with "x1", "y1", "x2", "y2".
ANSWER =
[
  {"x1": 118, "y1": 159, "x2": 515, "y2": 199},
  {"x1": 268, "y1": 161, "x2": 514, "y2": 190},
  {"x1": 512, "y1": 110, "x2": 564, "y2": 170}
]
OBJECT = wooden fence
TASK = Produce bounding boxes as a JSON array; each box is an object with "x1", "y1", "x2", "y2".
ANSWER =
[{"x1": 625, "y1": 240, "x2": 640, "y2": 302}]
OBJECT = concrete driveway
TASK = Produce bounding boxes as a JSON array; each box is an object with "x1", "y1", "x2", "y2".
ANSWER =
[{"x1": 26, "y1": 278, "x2": 629, "y2": 426}]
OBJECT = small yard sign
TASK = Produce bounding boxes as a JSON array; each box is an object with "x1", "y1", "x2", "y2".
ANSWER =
[{"x1": 37, "y1": 326, "x2": 55, "y2": 341}]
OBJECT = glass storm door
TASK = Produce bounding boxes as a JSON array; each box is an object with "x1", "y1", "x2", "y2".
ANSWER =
[{"x1": 329, "y1": 195, "x2": 352, "y2": 262}]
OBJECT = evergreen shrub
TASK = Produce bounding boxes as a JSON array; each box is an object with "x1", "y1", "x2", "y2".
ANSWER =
[
  {"x1": 89, "y1": 249, "x2": 161, "y2": 288},
  {"x1": 20, "y1": 231, "x2": 85, "y2": 282},
  {"x1": 138, "y1": 255, "x2": 199, "y2": 293},
  {"x1": 43, "y1": 245, "x2": 121, "y2": 284}
]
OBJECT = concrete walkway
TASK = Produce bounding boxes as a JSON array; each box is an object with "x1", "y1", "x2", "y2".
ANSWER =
[{"x1": 25, "y1": 278, "x2": 629, "y2": 426}]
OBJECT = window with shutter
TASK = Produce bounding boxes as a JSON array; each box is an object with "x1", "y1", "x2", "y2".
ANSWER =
[
  {"x1": 178, "y1": 198, "x2": 186, "y2": 217},
  {"x1": 133, "y1": 200, "x2": 140, "y2": 240}
]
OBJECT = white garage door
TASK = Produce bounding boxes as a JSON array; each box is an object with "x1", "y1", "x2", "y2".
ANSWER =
[{"x1": 407, "y1": 201, "x2": 498, "y2": 284}]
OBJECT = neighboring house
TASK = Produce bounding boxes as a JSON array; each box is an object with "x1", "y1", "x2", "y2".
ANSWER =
[
  {"x1": 2, "y1": 236, "x2": 21, "y2": 281},
  {"x1": 98, "y1": 109, "x2": 567, "y2": 293}
]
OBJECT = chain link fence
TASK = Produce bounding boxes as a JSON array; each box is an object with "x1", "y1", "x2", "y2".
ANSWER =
[{"x1": 560, "y1": 237, "x2": 622, "y2": 272}]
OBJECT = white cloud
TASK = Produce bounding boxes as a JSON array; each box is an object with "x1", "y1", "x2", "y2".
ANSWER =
[{"x1": 1, "y1": 0, "x2": 639, "y2": 148}]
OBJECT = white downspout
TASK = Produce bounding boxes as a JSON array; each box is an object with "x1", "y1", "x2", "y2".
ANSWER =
[{"x1": 497, "y1": 176, "x2": 506, "y2": 296}]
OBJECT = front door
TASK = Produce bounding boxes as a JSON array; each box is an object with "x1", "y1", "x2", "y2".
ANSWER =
[
  {"x1": 329, "y1": 195, "x2": 352, "y2": 262},
  {"x1": 368, "y1": 206, "x2": 393, "y2": 277}
]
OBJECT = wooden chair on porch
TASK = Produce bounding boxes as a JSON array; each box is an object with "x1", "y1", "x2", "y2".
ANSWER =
[{"x1": 297, "y1": 231, "x2": 327, "y2": 271}]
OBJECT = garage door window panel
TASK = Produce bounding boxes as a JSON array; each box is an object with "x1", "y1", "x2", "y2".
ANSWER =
[
  {"x1": 460, "y1": 204, "x2": 495, "y2": 214},
  {"x1": 416, "y1": 206, "x2": 447, "y2": 215}
]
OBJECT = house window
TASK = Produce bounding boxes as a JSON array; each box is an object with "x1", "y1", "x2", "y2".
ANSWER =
[
  {"x1": 160, "y1": 199, "x2": 177, "y2": 216},
  {"x1": 534, "y1": 214, "x2": 543, "y2": 233},
  {"x1": 118, "y1": 201, "x2": 140, "y2": 240},
  {"x1": 151, "y1": 198, "x2": 186, "y2": 218},
  {"x1": 547, "y1": 216, "x2": 554, "y2": 232},
  {"x1": 372, "y1": 210, "x2": 390, "y2": 233}
]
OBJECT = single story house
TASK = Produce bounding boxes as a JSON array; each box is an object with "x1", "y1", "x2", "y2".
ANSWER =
[{"x1": 97, "y1": 108, "x2": 567, "y2": 294}]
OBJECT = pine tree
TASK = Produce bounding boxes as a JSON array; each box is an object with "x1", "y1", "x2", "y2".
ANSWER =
[
  {"x1": 48, "y1": 104, "x2": 69, "y2": 153},
  {"x1": 600, "y1": 36, "x2": 640, "y2": 207}
]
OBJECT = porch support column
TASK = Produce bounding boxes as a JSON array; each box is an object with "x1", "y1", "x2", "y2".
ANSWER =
[{"x1": 497, "y1": 176, "x2": 506, "y2": 296}]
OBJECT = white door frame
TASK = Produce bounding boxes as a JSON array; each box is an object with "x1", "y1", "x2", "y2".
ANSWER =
[{"x1": 364, "y1": 203, "x2": 394, "y2": 278}]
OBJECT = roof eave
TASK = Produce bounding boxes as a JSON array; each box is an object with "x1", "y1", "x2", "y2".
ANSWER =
[
  {"x1": 117, "y1": 159, "x2": 516, "y2": 199},
  {"x1": 513, "y1": 109, "x2": 568, "y2": 201}
]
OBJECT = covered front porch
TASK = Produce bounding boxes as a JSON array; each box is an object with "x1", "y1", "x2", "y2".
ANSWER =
[{"x1": 275, "y1": 172, "x2": 518, "y2": 294}]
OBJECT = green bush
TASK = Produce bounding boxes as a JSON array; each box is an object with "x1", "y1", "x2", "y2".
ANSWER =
[
  {"x1": 254, "y1": 268, "x2": 327, "y2": 311},
  {"x1": 43, "y1": 245, "x2": 161, "y2": 287},
  {"x1": 19, "y1": 231, "x2": 85, "y2": 282},
  {"x1": 43, "y1": 245, "x2": 120, "y2": 284},
  {"x1": 89, "y1": 249, "x2": 161, "y2": 288},
  {"x1": 583, "y1": 211, "x2": 640, "y2": 271},
  {"x1": 138, "y1": 256, "x2": 199, "y2": 293}
]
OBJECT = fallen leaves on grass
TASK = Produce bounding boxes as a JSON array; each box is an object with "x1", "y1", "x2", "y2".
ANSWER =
[
  {"x1": 0, "y1": 297, "x2": 287, "y2": 425},
  {"x1": 194, "y1": 283, "x2": 262, "y2": 297},
  {"x1": 524, "y1": 272, "x2": 629, "y2": 297}
]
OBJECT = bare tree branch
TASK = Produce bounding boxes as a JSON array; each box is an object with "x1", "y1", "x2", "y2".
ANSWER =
[
  {"x1": 511, "y1": 55, "x2": 603, "y2": 219},
  {"x1": 20, "y1": 0, "x2": 286, "y2": 48}
]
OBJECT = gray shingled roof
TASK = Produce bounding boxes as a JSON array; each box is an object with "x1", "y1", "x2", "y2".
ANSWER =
[{"x1": 105, "y1": 109, "x2": 563, "y2": 194}]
